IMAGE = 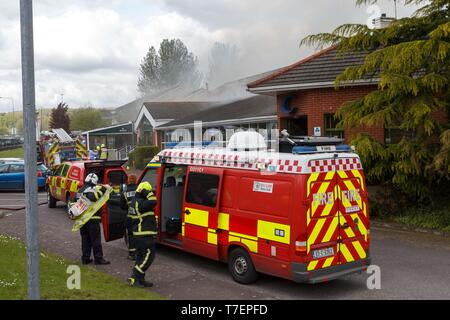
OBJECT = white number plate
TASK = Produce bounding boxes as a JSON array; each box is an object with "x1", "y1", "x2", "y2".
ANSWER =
[
  {"x1": 316, "y1": 145, "x2": 336, "y2": 152},
  {"x1": 312, "y1": 247, "x2": 335, "y2": 259}
]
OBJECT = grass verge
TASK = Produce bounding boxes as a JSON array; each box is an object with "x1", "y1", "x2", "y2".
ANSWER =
[
  {"x1": 378, "y1": 207, "x2": 450, "y2": 232},
  {"x1": 0, "y1": 147, "x2": 24, "y2": 158},
  {"x1": 0, "y1": 234, "x2": 164, "y2": 300}
]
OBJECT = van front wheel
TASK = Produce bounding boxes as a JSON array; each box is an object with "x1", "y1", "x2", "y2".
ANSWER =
[{"x1": 228, "y1": 248, "x2": 258, "y2": 284}]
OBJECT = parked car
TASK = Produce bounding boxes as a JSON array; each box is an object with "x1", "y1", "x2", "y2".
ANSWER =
[
  {"x1": 0, "y1": 158, "x2": 23, "y2": 164},
  {"x1": 0, "y1": 161, "x2": 48, "y2": 190}
]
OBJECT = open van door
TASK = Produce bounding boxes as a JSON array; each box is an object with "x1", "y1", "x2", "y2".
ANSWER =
[
  {"x1": 102, "y1": 168, "x2": 128, "y2": 242},
  {"x1": 182, "y1": 166, "x2": 223, "y2": 261}
]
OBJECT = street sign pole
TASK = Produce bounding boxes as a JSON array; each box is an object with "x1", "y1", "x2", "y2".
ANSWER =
[{"x1": 20, "y1": 0, "x2": 40, "y2": 300}]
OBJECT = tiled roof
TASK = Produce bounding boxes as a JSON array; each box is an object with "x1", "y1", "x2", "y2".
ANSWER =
[{"x1": 248, "y1": 46, "x2": 373, "y2": 92}]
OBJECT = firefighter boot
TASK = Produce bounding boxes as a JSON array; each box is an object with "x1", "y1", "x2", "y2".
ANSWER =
[
  {"x1": 127, "y1": 277, "x2": 144, "y2": 288},
  {"x1": 94, "y1": 258, "x2": 111, "y2": 265},
  {"x1": 138, "y1": 274, "x2": 153, "y2": 288}
]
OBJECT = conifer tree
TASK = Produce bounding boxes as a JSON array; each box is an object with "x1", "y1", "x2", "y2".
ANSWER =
[{"x1": 301, "y1": 0, "x2": 450, "y2": 202}]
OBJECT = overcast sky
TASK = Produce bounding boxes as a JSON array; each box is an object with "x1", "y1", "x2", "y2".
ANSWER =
[{"x1": 0, "y1": 0, "x2": 419, "y2": 112}]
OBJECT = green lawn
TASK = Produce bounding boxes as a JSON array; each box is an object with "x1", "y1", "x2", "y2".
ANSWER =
[
  {"x1": 0, "y1": 147, "x2": 24, "y2": 158},
  {"x1": 0, "y1": 234, "x2": 164, "y2": 300}
]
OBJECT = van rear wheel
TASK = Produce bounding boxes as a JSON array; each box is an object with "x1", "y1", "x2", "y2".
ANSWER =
[
  {"x1": 228, "y1": 248, "x2": 258, "y2": 284},
  {"x1": 47, "y1": 190, "x2": 56, "y2": 208}
]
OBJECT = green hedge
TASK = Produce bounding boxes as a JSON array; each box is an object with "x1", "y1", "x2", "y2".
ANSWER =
[{"x1": 128, "y1": 145, "x2": 160, "y2": 170}]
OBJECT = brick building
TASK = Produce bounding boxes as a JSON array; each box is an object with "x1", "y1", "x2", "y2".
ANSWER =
[{"x1": 247, "y1": 46, "x2": 388, "y2": 144}]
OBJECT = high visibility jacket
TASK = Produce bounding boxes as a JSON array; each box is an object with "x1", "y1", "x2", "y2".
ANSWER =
[
  {"x1": 120, "y1": 184, "x2": 137, "y2": 214},
  {"x1": 100, "y1": 147, "x2": 108, "y2": 160},
  {"x1": 129, "y1": 191, "x2": 157, "y2": 237},
  {"x1": 76, "y1": 184, "x2": 107, "y2": 221}
]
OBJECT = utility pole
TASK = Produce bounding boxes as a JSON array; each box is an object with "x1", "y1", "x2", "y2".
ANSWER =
[{"x1": 20, "y1": 0, "x2": 40, "y2": 300}]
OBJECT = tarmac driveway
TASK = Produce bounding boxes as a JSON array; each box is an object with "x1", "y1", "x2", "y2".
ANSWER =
[{"x1": 0, "y1": 203, "x2": 449, "y2": 300}]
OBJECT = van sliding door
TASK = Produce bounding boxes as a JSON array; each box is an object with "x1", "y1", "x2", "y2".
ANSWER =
[{"x1": 182, "y1": 167, "x2": 223, "y2": 261}]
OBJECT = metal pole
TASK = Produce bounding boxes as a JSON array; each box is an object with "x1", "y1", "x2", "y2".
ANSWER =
[{"x1": 20, "y1": 0, "x2": 40, "y2": 300}]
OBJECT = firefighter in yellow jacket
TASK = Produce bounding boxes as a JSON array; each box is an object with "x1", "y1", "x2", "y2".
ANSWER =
[{"x1": 127, "y1": 182, "x2": 157, "y2": 288}]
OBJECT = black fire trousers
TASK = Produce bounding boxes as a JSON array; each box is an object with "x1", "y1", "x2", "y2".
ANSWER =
[
  {"x1": 80, "y1": 220, "x2": 103, "y2": 261},
  {"x1": 126, "y1": 217, "x2": 136, "y2": 255},
  {"x1": 132, "y1": 237, "x2": 156, "y2": 278}
]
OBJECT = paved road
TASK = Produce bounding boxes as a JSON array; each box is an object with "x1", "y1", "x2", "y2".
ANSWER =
[
  {"x1": 0, "y1": 191, "x2": 47, "y2": 213},
  {"x1": 0, "y1": 203, "x2": 449, "y2": 300}
]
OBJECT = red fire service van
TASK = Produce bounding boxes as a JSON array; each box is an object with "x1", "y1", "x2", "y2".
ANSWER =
[{"x1": 103, "y1": 134, "x2": 371, "y2": 284}]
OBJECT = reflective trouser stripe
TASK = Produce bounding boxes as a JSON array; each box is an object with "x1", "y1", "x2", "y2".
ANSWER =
[
  {"x1": 135, "y1": 249, "x2": 151, "y2": 274},
  {"x1": 133, "y1": 231, "x2": 157, "y2": 236}
]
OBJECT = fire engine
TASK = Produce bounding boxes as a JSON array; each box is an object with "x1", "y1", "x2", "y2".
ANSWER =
[
  {"x1": 38, "y1": 128, "x2": 87, "y2": 168},
  {"x1": 102, "y1": 132, "x2": 371, "y2": 284}
]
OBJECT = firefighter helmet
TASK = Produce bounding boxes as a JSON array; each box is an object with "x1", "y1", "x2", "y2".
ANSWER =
[
  {"x1": 85, "y1": 173, "x2": 99, "y2": 185},
  {"x1": 137, "y1": 181, "x2": 152, "y2": 193}
]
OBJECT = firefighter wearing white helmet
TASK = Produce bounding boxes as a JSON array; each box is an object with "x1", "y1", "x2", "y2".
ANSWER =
[
  {"x1": 127, "y1": 181, "x2": 158, "y2": 288},
  {"x1": 76, "y1": 173, "x2": 110, "y2": 265}
]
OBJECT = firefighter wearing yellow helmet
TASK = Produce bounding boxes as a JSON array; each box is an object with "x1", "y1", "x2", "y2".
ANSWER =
[
  {"x1": 127, "y1": 181, "x2": 158, "y2": 288},
  {"x1": 100, "y1": 144, "x2": 108, "y2": 160}
]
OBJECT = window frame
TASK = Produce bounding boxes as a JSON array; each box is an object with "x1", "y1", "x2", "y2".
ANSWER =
[
  {"x1": 324, "y1": 113, "x2": 344, "y2": 139},
  {"x1": 185, "y1": 172, "x2": 220, "y2": 208}
]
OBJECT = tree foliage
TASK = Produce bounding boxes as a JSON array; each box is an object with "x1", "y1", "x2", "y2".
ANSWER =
[
  {"x1": 301, "y1": 0, "x2": 450, "y2": 202},
  {"x1": 49, "y1": 102, "x2": 70, "y2": 132},
  {"x1": 70, "y1": 107, "x2": 109, "y2": 132},
  {"x1": 138, "y1": 39, "x2": 201, "y2": 95}
]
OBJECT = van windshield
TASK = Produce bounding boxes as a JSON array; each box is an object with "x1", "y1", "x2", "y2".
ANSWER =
[{"x1": 141, "y1": 168, "x2": 158, "y2": 190}]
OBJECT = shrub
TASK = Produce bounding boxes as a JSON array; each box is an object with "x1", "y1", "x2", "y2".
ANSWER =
[{"x1": 128, "y1": 145, "x2": 160, "y2": 170}]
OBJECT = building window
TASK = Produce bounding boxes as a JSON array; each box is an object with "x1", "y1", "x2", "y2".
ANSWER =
[
  {"x1": 324, "y1": 114, "x2": 344, "y2": 139},
  {"x1": 384, "y1": 128, "x2": 414, "y2": 145}
]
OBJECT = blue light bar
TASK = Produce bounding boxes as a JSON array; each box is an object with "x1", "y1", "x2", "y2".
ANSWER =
[
  {"x1": 165, "y1": 141, "x2": 219, "y2": 149},
  {"x1": 292, "y1": 144, "x2": 352, "y2": 154}
]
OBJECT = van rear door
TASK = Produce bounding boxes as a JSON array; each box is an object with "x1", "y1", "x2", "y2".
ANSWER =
[
  {"x1": 306, "y1": 160, "x2": 369, "y2": 271},
  {"x1": 306, "y1": 172, "x2": 340, "y2": 271},
  {"x1": 102, "y1": 168, "x2": 128, "y2": 242},
  {"x1": 336, "y1": 170, "x2": 369, "y2": 264}
]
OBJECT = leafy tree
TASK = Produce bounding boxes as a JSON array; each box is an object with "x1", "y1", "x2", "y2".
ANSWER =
[
  {"x1": 49, "y1": 102, "x2": 70, "y2": 132},
  {"x1": 138, "y1": 39, "x2": 201, "y2": 95},
  {"x1": 70, "y1": 107, "x2": 109, "y2": 132},
  {"x1": 207, "y1": 42, "x2": 240, "y2": 89},
  {"x1": 301, "y1": 0, "x2": 450, "y2": 202}
]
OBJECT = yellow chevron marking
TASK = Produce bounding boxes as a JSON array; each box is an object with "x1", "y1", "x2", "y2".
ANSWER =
[
  {"x1": 343, "y1": 224, "x2": 356, "y2": 238},
  {"x1": 308, "y1": 260, "x2": 319, "y2": 271},
  {"x1": 352, "y1": 240, "x2": 366, "y2": 259},
  {"x1": 325, "y1": 171, "x2": 335, "y2": 181},
  {"x1": 307, "y1": 173, "x2": 320, "y2": 197},
  {"x1": 308, "y1": 218, "x2": 326, "y2": 245},
  {"x1": 351, "y1": 170, "x2": 365, "y2": 191},
  {"x1": 311, "y1": 181, "x2": 330, "y2": 218},
  {"x1": 340, "y1": 243, "x2": 354, "y2": 263},
  {"x1": 323, "y1": 257, "x2": 334, "y2": 268},
  {"x1": 323, "y1": 216, "x2": 339, "y2": 243}
]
